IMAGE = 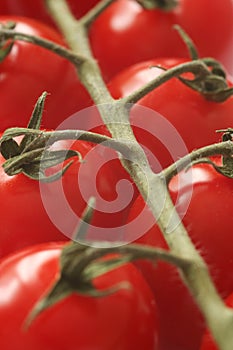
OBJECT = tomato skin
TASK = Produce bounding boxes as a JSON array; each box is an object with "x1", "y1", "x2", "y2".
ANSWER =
[
  {"x1": 0, "y1": 16, "x2": 92, "y2": 130},
  {"x1": 0, "y1": 1, "x2": 100, "y2": 26},
  {"x1": 0, "y1": 135, "x2": 135, "y2": 258},
  {"x1": 126, "y1": 157, "x2": 233, "y2": 350},
  {"x1": 200, "y1": 335, "x2": 218, "y2": 350},
  {"x1": 89, "y1": 0, "x2": 233, "y2": 80},
  {"x1": 0, "y1": 242, "x2": 159, "y2": 350}
]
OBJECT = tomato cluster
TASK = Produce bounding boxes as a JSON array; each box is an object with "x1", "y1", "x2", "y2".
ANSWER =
[{"x1": 0, "y1": 1, "x2": 233, "y2": 350}]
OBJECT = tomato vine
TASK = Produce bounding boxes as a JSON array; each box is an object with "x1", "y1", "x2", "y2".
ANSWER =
[{"x1": 0, "y1": 1, "x2": 233, "y2": 349}]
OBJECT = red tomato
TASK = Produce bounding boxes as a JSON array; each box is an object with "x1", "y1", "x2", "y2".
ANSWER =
[
  {"x1": 0, "y1": 242, "x2": 159, "y2": 350},
  {"x1": 0, "y1": 16, "x2": 92, "y2": 130},
  {"x1": 93, "y1": 58, "x2": 233, "y2": 171},
  {"x1": 0, "y1": 1, "x2": 100, "y2": 26},
  {"x1": 125, "y1": 157, "x2": 233, "y2": 350},
  {"x1": 89, "y1": 0, "x2": 233, "y2": 80},
  {"x1": 0, "y1": 133, "x2": 136, "y2": 258},
  {"x1": 200, "y1": 333, "x2": 219, "y2": 350}
]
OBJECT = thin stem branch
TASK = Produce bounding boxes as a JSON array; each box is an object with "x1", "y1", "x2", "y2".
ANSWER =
[
  {"x1": 73, "y1": 197, "x2": 96, "y2": 241},
  {"x1": 122, "y1": 60, "x2": 211, "y2": 105},
  {"x1": 66, "y1": 241, "x2": 193, "y2": 276},
  {"x1": 136, "y1": 0, "x2": 178, "y2": 10},
  {"x1": 81, "y1": 0, "x2": 116, "y2": 28},
  {"x1": 163, "y1": 140, "x2": 233, "y2": 183},
  {"x1": 0, "y1": 128, "x2": 131, "y2": 156},
  {"x1": 44, "y1": 129, "x2": 133, "y2": 156},
  {"x1": 0, "y1": 28, "x2": 85, "y2": 65},
  {"x1": 108, "y1": 244, "x2": 193, "y2": 270}
]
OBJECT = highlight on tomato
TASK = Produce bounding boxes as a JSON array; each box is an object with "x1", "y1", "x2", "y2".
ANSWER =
[{"x1": 89, "y1": 0, "x2": 233, "y2": 80}]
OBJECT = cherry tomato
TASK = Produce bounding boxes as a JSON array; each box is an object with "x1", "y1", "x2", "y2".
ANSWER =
[
  {"x1": 0, "y1": 242, "x2": 159, "y2": 350},
  {"x1": 89, "y1": 0, "x2": 233, "y2": 80},
  {"x1": 0, "y1": 1, "x2": 100, "y2": 26},
  {"x1": 92, "y1": 58, "x2": 233, "y2": 171},
  {"x1": 0, "y1": 133, "x2": 136, "y2": 258},
  {"x1": 126, "y1": 157, "x2": 233, "y2": 350},
  {"x1": 0, "y1": 16, "x2": 92, "y2": 130}
]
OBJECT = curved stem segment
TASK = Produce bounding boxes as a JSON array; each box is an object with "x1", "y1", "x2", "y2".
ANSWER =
[
  {"x1": 81, "y1": 0, "x2": 116, "y2": 28},
  {"x1": 0, "y1": 28, "x2": 85, "y2": 65},
  {"x1": 163, "y1": 140, "x2": 233, "y2": 183},
  {"x1": 0, "y1": 127, "x2": 130, "y2": 155},
  {"x1": 122, "y1": 58, "x2": 231, "y2": 105},
  {"x1": 122, "y1": 60, "x2": 211, "y2": 104}
]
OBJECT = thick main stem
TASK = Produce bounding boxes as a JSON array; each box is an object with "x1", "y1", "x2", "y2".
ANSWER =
[{"x1": 46, "y1": 1, "x2": 233, "y2": 348}]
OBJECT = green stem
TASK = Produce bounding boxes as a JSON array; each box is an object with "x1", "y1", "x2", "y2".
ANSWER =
[
  {"x1": 73, "y1": 197, "x2": 96, "y2": 241},
  {"x1": 0, "y1": 28, "x2": 85, "y2": 65},
  {"x1": 25, "y1": 240, "x2": 192, "y2": 327},
  {"x1": 81, "y1": 0, "x2": 116, "y2": 28},
  {"x1": 123, "y1": 58, "x2": 231, "y2": 104},
  {"x1": 1, "y1": 128, "x2": 131, "y2": 156},
  {"x1": 136, "y1": 0, "x2": 178, "y2": 11},
  {"x1": 45, "y1": 0, "x2": 133, "y2": 131},
  {"x1": 83, "y1": 242, "x2": 190, "y2": 270},
  {"x1": 163, "y1": 140, "x2": 233, "y2": 183},
  {"x1": 173, "y1": 24, "x2": 199, "y2": 60},
  {"x1": 122, "y1": 60, "x2": 211, "y2": 105}
]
